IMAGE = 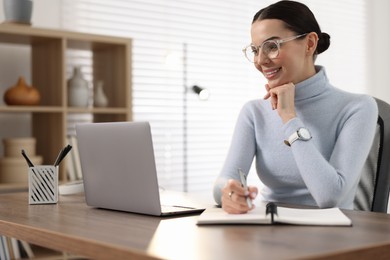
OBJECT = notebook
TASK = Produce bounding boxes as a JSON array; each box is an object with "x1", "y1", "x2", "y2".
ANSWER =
[
  {"x1": 197, "y1": 202, "x2": 352, "y2": 226},
  {"x1": 75, "y1": 121, "x2": 205, "y2": 216}
]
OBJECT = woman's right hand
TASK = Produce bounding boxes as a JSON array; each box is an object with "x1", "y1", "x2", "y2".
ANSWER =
[
  {"x1": 264, "y1": 83, "x2": 297, "y2": 124},
  {"x1": 221, "y1": 179, "x2": 258, "y2": 214}
]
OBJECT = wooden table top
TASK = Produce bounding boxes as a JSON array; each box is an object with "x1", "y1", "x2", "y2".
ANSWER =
[{"x1": 1, "y1": 192, "x2": 390, "y2": 259}]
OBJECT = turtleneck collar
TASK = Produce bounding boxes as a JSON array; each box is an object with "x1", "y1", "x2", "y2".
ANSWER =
[{"x1": 294, "y1": 66, "x2": 331, "y2": 101}]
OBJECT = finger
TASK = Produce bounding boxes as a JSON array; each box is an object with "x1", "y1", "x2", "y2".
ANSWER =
[
  {"x1": 222, "y1": 179, "x2": 258, "y2": 213},
  {"x1": 263, "y1": 84, "x2": 271, "y2": 99},
  {"x1": 222, "y1": 195, "x2": 255, "y2": 214},
  {"x1": 248, "y1": 186, "x2": 258, "y2": 199},
  {"x1": 222, "y1": 195, "x2": 251, "y2": 214},
  {"x1": 222, "y1": 191, "x2": 245, "y2": 207},
  {"x1": 223, "y1": 186, "x2": 249, "y2": 205},
  {"x1": 267, "y1": 87, "x2": 278, "y2": 103},
  {"x1": 271, "y1": 92, "x2": 278, "y2": 110},
  {"x1": 222, "y1": 185, "x2": 251, "y2": 213},
  {"x1": 225, "y1": 179, "x2": 248, "y2": 196},
  {"x1": 227, "y1": 193, "x2": 253, "y2": 213}
]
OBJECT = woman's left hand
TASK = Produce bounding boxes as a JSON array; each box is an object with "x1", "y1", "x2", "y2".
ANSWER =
[{"x1": 264, "y1": 82, "x2": 297, "y2": 124}]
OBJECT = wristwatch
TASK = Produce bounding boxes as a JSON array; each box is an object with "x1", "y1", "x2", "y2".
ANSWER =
[{"x1": 284, "y1": 127, "x2": 312, "y2": 146}]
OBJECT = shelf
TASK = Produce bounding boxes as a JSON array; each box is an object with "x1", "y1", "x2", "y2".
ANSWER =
[
  {"x1": 0, "y1": 24, "x2": 132, "y2": 185},
  {"x1": 0, "y1": 106, "x2": 64, "y2": 113},
  {"x1": 0, "y1": 23, "x2": 131, "y2": 46},
  {"x1": 0, "y1": 23, "x2": 132, "y2": 260},
  {"x1": 66, "y1": 107, "x2": 129, "y2": 114},
  {"x1": 0, "y1": 106, "x2": 130, "y2": 114}
]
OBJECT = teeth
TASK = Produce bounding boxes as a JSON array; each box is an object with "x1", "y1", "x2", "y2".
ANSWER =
[{"x1": 265, "y1": 68, "x2": 280, "y2": 75}]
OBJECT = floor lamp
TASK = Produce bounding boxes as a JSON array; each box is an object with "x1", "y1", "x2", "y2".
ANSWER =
[{"x1": 182, "y1": 43, "x2": 209, "y2": 192}]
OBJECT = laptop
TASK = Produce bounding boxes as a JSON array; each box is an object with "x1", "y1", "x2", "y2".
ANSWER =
[{"x1": 75, "y1": 121, "x2": 206, "y2": 216}]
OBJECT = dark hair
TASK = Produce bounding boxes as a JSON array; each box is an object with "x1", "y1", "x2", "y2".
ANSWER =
[{"x1": 252, "y1": 0, "x2": 330, "y2": 55}]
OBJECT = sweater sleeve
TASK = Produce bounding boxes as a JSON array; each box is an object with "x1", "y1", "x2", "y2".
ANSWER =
[
  {"x1": 213, "y1": 102, "x2": 257, "y2": 205},
  {"x1": 283, "y1": 96, "x2": 378, "y2": 208}
]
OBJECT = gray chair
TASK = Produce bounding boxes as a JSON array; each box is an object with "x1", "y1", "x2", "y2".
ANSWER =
[{"x1": 354, "y1": 98, "x2": 390, "y2": 213}]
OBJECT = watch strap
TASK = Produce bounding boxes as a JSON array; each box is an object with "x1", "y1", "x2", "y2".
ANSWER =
[
  {"x1": 284, "y1": 128, "x2": 311, "y2": 146},
  {"x1": 284, "y1": 132, "x2": 298, "y2": 146}
]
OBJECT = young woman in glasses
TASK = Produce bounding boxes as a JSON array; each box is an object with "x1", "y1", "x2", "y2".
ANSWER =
[{"x1": 213, "y1": 0, "x2": 378, "y2": 214}]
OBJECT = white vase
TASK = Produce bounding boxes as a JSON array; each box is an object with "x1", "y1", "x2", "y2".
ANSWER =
[
  {"x1": 94, "y1": 80, "x2": 108, "y2": 107},
  {"x1": 68, "y1": 67, "x2": 89, "y2": 107}
]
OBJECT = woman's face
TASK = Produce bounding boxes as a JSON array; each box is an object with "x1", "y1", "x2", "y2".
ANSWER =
[{"x1": 251, "y1": 19, "x2": 315, "y2": 87}]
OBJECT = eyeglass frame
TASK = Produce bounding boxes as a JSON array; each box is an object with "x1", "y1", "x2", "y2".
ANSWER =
[{"x1": 242, "y1": 33, "x2": 308, "y2": 63}]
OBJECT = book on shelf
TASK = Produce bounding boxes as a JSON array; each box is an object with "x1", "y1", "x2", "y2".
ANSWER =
[
  {"x1": 70, "y1": 135, "x2": 83, "y2": 180},
  {"x1": 197, "y1": 202, "x2": 352, "y2": 226},
  {"x1": 66, "y1": 153, "x2": 77, "y2": 181},
  {"x1": 66, "y1": 135, "x2": 83, "y2": 181},
  {"x1": 10, "y1": 238, "x2": 21, "y2": 259},
  {"x1": 5, "y1": 237, "x2": 15, "y2": 260},
  {"x1": 19, "y1": 240, "x2": 34, "y2": 258},
  {"x1": 0, "y1": 236, "x2": 33, "y2": 260},
  {"x1": 0, "y1": 235, "x2": 10, "y2": 260},
  {"x1": 65, "y1": 136, "x2": 76, "y2": 181}
]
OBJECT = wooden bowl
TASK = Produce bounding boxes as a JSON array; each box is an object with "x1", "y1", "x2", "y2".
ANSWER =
[
  {"x1": 0, "y1": 156, "x2": 43, "y2": 183},
  {"x1": 3, "y1": 137, "x2": 37, "y2": 157}
]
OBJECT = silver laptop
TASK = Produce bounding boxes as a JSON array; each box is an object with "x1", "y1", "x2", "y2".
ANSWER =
[{"x1": 75, "y1": 121, "x2": 205, "y2": 216}]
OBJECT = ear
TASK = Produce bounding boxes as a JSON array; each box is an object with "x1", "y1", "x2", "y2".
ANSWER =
[{"x1": 306, "y1": 32, "x2": 318, "y2": 56}]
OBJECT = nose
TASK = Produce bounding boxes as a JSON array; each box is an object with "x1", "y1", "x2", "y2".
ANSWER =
[{"x1": 254, "y1": 52, "x2": 270, "y2": 65}]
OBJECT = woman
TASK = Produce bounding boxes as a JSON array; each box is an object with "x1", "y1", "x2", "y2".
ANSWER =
[{"x1": 213, "y1": 0, "x2": 378, "y2": 214}]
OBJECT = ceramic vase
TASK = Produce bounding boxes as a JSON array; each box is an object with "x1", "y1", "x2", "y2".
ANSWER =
[
  {"x1": 94, "y1": 80, "x2": 108, "y2": 107},
  {"x1": 68, "y1": 66, "x2": 89, "y2": 107},
  {"x1": 3, "y1": 0, "x2": 33, "y2": 25},
  {"x1": 3, "y1": 76, "x2": 40, "y2": 106}
]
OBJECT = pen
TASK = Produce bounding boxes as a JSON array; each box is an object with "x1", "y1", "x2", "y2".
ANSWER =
[
  {"x1": 21, "y1": 149, "x2": 34, "y2": 167},
  {"x1": 53, "y1": 147, "x2": 65, "y2": 166},
  {"x1": 238, "y1": 168, "x2": 252, "y2": 208},
  {"x1": 54, "y1": 144, "x2": 72, "y2": 166}
]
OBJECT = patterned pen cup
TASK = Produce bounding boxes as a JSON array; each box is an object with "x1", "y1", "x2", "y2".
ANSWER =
[{"x1": 28, "y1": 165, "x2": 58, "y2": 204}]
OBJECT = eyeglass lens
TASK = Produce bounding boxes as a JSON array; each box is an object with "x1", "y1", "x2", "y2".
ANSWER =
[{"x1": 245, "y1": 41, "x2": 279, "y2": 63}]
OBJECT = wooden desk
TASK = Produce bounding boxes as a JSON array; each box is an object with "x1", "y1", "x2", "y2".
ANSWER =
[{"x1": 1, "y1": 192, "x2": 390, "y2": 259}]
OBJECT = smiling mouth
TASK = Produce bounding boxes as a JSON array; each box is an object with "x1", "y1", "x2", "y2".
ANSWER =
[{"x1": 264, "y1": 68, "x2": 281, "y2": 79}]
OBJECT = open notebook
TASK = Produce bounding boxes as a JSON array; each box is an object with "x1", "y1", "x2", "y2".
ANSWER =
[{"x1": 197, "y1": 202, "x2": 352, "y2": 226}]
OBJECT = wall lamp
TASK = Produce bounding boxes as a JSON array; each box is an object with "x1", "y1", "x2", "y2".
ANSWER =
[{"x1": 191, "y1": 85, "x2": 209, "y2": 101}]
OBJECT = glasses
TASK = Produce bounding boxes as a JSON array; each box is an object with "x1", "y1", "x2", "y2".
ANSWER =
[{"x1": 242, "y1": 33, "x2": 308, "y2": 63}]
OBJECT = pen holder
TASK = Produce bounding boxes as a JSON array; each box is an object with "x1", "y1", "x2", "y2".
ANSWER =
[{"x1": 28, "y1": 165, "x2": 58, "y2": 204}]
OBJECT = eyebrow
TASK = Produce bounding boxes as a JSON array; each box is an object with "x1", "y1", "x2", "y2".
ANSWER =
[
  {"x1": 252, "y1": 36, "x2": 280, "y2": 46},
  {"x1": 264, "y1": 36, "x2": 280, "y2": 41}
]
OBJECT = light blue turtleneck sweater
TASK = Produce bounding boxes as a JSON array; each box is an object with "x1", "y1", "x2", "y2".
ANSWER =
[{"x1": 213, "y1": 66, "x2": 378, "y2": 209}]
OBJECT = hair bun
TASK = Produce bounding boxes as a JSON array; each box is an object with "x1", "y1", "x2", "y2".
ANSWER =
[{"x1": 317, "y1": 32, "x2": 330, "y2": 54}]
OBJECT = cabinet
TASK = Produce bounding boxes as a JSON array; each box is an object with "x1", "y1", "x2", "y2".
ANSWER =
[{"x1": 0, "y1": 24, "x2": 132, "y2": 188}]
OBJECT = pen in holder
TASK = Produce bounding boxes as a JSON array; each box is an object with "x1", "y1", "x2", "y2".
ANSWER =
[
  {"x1": 22, "y1": 144, "x2": 72, "y2": 205},
  {"x1": 28, "y1": 165, "x2": 58, "y2": 204}
]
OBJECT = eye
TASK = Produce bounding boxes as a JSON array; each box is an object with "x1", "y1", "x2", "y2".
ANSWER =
[
  {"x1": 262, "y1": 41, "x2": 278, "y2": 54},
  {"x1": 250, "y1": 45, "x2": 258, "y2": 55}
]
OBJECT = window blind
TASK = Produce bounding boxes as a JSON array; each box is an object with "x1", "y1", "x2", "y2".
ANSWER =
[{"x1": 60, "y1": 0, "x2": 367, "y2": 193}]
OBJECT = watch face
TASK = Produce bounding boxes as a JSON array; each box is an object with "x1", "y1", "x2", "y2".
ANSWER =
[{"x1": 298, "y1": 128, "x2": 311, "y2": 140}]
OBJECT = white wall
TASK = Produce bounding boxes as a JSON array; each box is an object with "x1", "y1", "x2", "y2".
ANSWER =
[{"x1": 367, "y1": 0, "x2": 390, "y2": 103}]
